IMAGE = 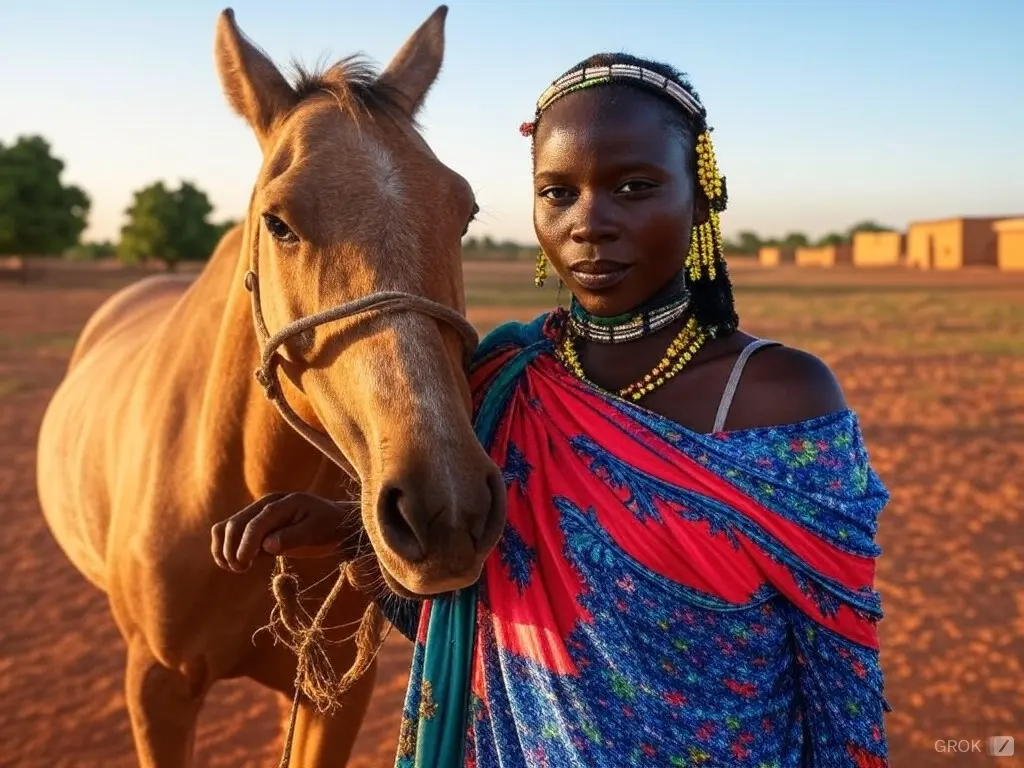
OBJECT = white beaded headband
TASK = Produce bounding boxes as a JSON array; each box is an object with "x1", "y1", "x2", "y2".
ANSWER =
[{"x1": 535, "y1": 63, "x2": 706, "y2": 118}]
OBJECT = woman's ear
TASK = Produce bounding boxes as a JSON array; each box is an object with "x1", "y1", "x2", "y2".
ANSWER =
[{"x1": 693, "y1": 192, "x2": 710, "y2": 227}]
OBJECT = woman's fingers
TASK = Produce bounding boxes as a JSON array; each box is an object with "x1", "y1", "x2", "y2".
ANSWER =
[
  {"x1": 211, "y1": 492, "x2": 286, "y2": 571},
  {"x1": 212, "y1": 493, "x2": 350, "y2": 572},
  {"x1": 231, "y1": 495, "x2": 307, "y2": 570}
]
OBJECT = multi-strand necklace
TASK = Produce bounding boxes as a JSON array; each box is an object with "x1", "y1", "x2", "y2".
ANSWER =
[
  {"x1": 567, "y1": 292, "x2": 690, "y2": 343},
  {"x1": 558, "y1": 279, "x2": 711, "y2": 402}
]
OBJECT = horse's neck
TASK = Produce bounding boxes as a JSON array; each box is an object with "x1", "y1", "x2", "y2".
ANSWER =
[{"x1": 187, "y1": 233, "x2": 350, "y2": 501}]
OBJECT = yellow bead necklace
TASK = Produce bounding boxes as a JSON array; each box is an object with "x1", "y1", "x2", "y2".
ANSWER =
[{"x1": 559, "y1": 315, "x2": 709, "y2": 402}]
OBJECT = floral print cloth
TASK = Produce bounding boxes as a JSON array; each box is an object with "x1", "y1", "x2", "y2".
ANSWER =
[{"x1": 387, "y1": 311, "x2": 891, "y2": 768}]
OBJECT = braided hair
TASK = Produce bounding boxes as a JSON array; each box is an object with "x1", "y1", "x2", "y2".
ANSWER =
[{"x1": 522, "y1": 53, "x2": 739, "y2": 337}]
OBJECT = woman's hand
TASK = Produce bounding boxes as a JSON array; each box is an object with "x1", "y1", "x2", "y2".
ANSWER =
[{"x1": 211, "y1": 492, "x2": 355, "y2": 572}]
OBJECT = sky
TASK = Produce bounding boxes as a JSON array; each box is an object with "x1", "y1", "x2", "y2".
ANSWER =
[{"x1": 2, "y1": 0, "x2": 1022, "y2": 246}]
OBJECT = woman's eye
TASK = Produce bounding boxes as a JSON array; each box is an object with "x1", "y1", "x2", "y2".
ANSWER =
[
  {"x1": 619, "y1": 180, "x2": 656, "y2": 194},
  {"x1": 539, "y1": 187, "x2": 574, "y2": 201},
  {"x1": 263, "y1": 213, "x2": 298, "y2": 244}
]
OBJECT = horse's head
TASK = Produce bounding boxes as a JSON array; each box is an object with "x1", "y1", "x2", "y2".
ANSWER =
[{"x1": 214, "y1": 6, "x2": 506, "y2": 597}]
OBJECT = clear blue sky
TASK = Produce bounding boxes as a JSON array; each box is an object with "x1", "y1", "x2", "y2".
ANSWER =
[{"x1": 3, "y1": 0, "x2": 1022, "y2": 246}]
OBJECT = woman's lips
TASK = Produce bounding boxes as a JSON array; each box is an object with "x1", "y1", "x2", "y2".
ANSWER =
[{"x1": 569, "y1": 261, "x2": 634, "y2": 290}]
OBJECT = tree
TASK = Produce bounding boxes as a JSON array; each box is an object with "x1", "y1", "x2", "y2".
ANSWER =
[
  {"x1": 119, "y1": 180, "x2": 227, "y2": 270},
  {"x1": 735, "y1": 231, "x2": 762, "y2": 254},
  {"x1": 66, "y1": 240, "x2": 117, "y2": 261},
  {"x1": 780, "y1": 231, "x2": 810, "y2": 248},
  {"x1": 847, "y1": 220, "x2": 893, "y2": 235},
  {"x1": 119, "y1": 182, "x2": 175, "y2": 267},
  {"x1": 816, "y1": 232, "x2": 850, "y2": 246},
  {"x1": 0, "y1": 135, "x2": 90, "y2": 255}
]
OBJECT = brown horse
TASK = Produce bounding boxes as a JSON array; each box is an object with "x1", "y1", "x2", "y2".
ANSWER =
[{"x1": 35, "y1": 6, "x2": 506, "y2": 766}]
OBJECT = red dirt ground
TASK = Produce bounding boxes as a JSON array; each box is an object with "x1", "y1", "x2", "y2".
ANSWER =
[{"x1": 2, "y1": 265, "x2": 1022, "y2": 767}]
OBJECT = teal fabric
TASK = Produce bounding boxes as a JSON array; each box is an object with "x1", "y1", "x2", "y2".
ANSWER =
[
  {"x1": 413, "y1": 589, "x2": 476, "y2": 766},
  {"x1": 396, "y1": 313, "x2": 550, "y2": 768}
]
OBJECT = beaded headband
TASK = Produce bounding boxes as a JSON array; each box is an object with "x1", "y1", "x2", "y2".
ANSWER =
[{"x1": 521, "y1": 63, "x2": 706, "y2": 136}]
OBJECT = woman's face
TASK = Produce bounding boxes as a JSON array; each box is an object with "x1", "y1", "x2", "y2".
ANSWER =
[{"x1": 532, "y1": 86, "x2": 707, "y2": 317}]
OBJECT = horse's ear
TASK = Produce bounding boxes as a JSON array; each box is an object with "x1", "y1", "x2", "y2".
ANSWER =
[
  {"x1": 214, "y1": 8, "x2": 298, "y2": 148},
  {"x1": 378, "y1": 5, "x2": 448, "y2": 118}
]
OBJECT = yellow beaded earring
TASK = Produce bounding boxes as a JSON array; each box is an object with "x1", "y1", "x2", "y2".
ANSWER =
[
  {"x1": 686, "y1": 215, "x2": 723, "y2": 283},
  {"x1": 534, "y1": 249, "x2": 548, "y2": 287},
  {"x1": 686, "y1": 130, "x2": 726, "y2": 283}
]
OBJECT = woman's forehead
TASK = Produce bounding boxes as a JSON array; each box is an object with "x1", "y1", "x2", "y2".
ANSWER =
[
  {"x1": 536, "y1": 94, "x2": 683, "y2": 160},
  {"x1": 539, "y1": 87, "x2": 682, "y2": 139}
]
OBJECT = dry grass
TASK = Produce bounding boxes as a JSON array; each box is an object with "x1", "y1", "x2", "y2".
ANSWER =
[{"x1": 1, "y1": 261, "x2": 1021, "y2": 767}]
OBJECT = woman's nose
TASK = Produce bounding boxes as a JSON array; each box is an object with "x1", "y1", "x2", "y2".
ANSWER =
[{"x1": 570, "y1": 195, "x2": 619, "y2": 244}]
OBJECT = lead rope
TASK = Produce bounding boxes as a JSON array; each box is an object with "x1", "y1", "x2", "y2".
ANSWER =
[{"x1": 243, "y1": 226, "x2": 478, "y2": 767}]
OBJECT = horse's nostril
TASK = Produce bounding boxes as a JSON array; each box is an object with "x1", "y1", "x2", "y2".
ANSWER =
[{"x1": 377, "y1": 484, "x2": 427, "y2": 562}]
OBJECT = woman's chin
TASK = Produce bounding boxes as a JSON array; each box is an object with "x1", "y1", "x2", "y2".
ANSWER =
[
  {"x1": 572, "y1": 287, "x2": 643, "y2": 317},
  {"x1": 570, "y1": 270, "x2": 683, "y2": 317}
]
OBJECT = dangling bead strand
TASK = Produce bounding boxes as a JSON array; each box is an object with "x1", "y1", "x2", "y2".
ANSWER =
[{"x1": 686, "y1": 130, "x2": 727, "y2": 283}]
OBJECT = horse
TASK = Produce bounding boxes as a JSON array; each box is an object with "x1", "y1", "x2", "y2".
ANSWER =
[{"x1": 35, "y1": 6, "x2": 507, "y2": 766}]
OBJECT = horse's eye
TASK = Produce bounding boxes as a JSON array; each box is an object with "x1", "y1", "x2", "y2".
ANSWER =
[
  {"x1": 263, "y1": 213, "x2": 298, "y2": 244},
  {"x1": 462, "y1": 203, "x2": 479, "y2": 236}
]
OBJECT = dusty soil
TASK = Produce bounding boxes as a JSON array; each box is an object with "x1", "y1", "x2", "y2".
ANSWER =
[{"x1": 2, "y1": 264, "x2": 1022, "y2": 767}]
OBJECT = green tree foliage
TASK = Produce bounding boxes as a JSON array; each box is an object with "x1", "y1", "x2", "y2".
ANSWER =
[
  {"x1": 462, "y1": 235, "x2": 534, "y2": 261},
  {"x1": 65, "y1": 240, "x2": 117, "y2": 261},
  {"x1": 118, "y1": 181, "x2": 229, "y2": 270},
  {"x1": 847, "y1": 220, "x2": 893, "y2": 235},
  {"x1": 0, "y1": 135, "x2": 90, "y2": 255},
  {"x1": 724, "y1": 223, "x2": 900, "y2": 255},
  {"x1": 734, "y1": 231, "x2": 763, "y2": 254},
  {"x1": 780, "y1": 231, "x2": 809, "y2": 248},
  {"x1": 816, "y1": 232, "x2": 850, "y2": 246}
]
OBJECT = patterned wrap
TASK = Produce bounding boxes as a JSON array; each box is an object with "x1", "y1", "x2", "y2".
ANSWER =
[{"x1": 385, "y1": 309, "x2": 891, "y2": 768}]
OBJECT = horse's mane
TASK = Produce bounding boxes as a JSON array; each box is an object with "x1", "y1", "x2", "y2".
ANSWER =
[{"x1": 286, "y1": 54, "x2": 412, "y2": 127}]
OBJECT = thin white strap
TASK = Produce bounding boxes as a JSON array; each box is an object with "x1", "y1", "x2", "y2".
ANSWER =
[{"x1": 712, "y1": 339, "x2": 781, "y2": 432}]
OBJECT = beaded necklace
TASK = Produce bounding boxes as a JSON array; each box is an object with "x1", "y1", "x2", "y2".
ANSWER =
[
  {"x1": 560, "y1": 315, "x2": 710, "y2": 402},
  {"x1": 559, "y1": 276, "x2": 713, "y2": 402},
  {"x1": 566, "y1": 275, "x2": 691, "y2": 345}
]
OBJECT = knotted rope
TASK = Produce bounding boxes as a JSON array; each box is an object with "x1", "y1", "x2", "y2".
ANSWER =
[{"x1": 266, "y1": 558, "x2": 391, "y2": 768}]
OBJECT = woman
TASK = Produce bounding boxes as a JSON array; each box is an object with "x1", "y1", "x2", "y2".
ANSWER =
[{"x1": 215, "y1": 53, "x2": 891, "y2": 767}]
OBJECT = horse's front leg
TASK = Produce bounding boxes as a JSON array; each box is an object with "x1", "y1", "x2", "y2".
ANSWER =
[{"x1": 124, "y1": 636, "x2": 209, "y2": 768}]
